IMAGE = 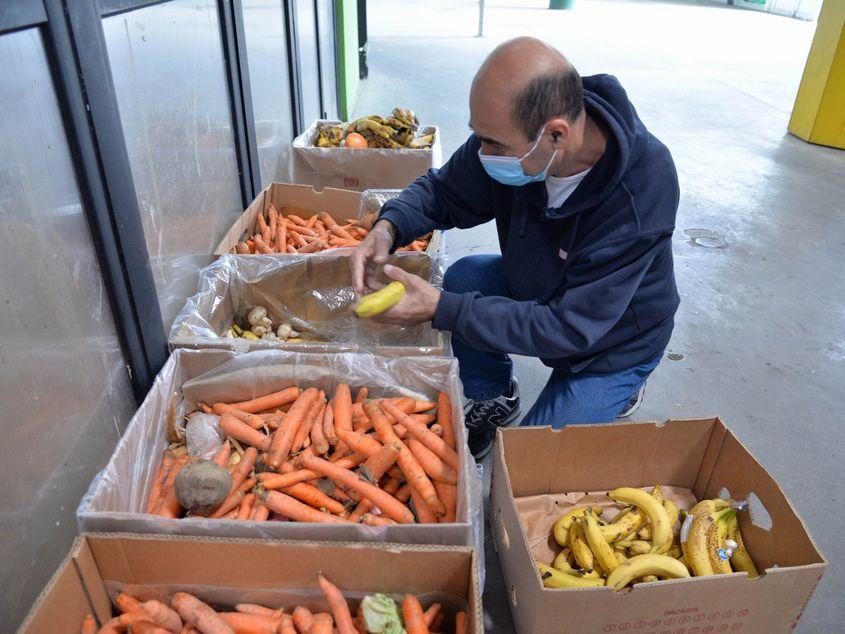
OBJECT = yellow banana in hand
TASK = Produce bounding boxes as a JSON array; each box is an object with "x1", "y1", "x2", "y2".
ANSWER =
[
  {"x1": 606, "y1": 554, "x2": 690, "y2": 591},
  {"x1": 538, "y1": 563, "x2": 606, "y2": 589},
  {"x1": 725, "y1": 512, "x2": 759, "y2": 577},
  {"x1": 354, "y1": 281, "x2": 406, "y2": 317},
  {"x1": 582, "y1": 509, "x2": 619, "y2": 574},
  {"x1": 608, "y1": 487, "x2": 672, "y2": 554},
  {"x1": 552, "y1": 506, "x2": 602, "y2": 546}
]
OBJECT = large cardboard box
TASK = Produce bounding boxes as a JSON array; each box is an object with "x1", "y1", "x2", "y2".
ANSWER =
[
  {"x1": 491, "y1": 419, "x2": 826, "y2": 634},
  {"x1": 19, "y1": 533, "x2": 483, "y2": 633},
  {"x1": 213, "y1": 182, "x2": 442, "y2": 256},
  {"x1": 169, "y1": 252, "x2": 450, "y2": 357},
  {"x1": 77, "y1": 349, "x2": 480, "y2": 551},
  {"x1": 292, "y1": 119, "x2": 443, "y2": 191}
]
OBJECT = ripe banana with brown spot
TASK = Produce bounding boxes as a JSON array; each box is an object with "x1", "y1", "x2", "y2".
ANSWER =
[
  {"x1": 583, "y1": 509, "x2": 619, "y2": 574},
  {"x1": 569, "y1": 520, "x2": 597, "y2": 573},
  {"x1": 553, "y1": 506, "x2": 602, "y2": 546},
  {"x1": 600, "y1": 507, "x2": 645, "y2": 542},
  {"x1": 682, "y1": 507, "x2": 733, "y2": 576},
  {"x1": 606, "y1": 554, "x2": 690, "y2": 591},
  {"x1": 552, "y1": 549, "x2": 601, "y2": 579},
  {"x1": 725, "y1": 512, "x2": 759, "y2": 577},
  {"x1": 608, "y1": 487, "x2": 672, "y2": 553},
  {"x1": 538, "y1": 563, "x2": 606, "y2": 588},
  {"x1": 708, "y1": 509, "x2": 736, "y2": 574},
  {"x1": 690, "y1": 497, "x2": 730, "y2": 516}
]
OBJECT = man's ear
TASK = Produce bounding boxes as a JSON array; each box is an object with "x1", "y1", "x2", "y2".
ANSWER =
[{"x1": 548, "y1": 118, "x2": 570, "y2": 148}]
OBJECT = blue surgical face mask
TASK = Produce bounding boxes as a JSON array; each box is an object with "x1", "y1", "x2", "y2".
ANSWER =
[{"x1": 477, "y1": 128, "x2": 557, "y2": 187}]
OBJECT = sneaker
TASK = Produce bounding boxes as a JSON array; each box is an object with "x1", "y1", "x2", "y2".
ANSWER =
[
  {"x1": 618, "y1": 382, "x2": 646, "y2": 418},
  {"x1": 464, "y1": 379, "x2": 521, "y2": 459}
]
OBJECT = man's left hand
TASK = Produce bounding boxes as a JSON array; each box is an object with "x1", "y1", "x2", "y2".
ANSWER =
[{"x1": 365, "y1": 264, "x2": 441, "y2": 326}]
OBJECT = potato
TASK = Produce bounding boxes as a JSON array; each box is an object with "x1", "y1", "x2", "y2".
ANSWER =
[{"x1": 175, "y1": 460, "x2": 232, "y2": 515}]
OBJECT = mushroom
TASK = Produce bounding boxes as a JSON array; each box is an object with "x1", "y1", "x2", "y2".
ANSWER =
[
  {"x1": 258, "y1": 316, "x2": 273, "y2": 330},
  {"x1": 247, "y1": 306, "x2": 268, "y2": 327},
  {"x1": 277, "y1": 323, "x2": 293, "y2": 340},
  {"x1": 262, "y1": 332, "x2": 278, "y2": 340},
  {"x1": 252, "y1": 325, "x2": 268, "y2": 337}
]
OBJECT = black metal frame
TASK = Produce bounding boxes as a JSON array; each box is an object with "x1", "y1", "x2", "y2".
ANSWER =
[{"x1": 0, "y1": 0, "x2": 339, "y2": 401}]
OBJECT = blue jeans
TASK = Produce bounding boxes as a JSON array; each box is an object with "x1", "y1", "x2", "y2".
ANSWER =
[{"x1": 443, "y1": 254, "x2": 663, "y2": 429}]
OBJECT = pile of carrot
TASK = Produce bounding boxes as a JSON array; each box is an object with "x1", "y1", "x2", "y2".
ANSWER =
[
  {"x1": 79, "y1": 574, "x2": 469, "y2": 633},
  {"x1": 229, "y1": 203, "x2": 432, "y2": 255},
  {"x1": 146, "y1": 384, "x2": 459, "y2": 525}
]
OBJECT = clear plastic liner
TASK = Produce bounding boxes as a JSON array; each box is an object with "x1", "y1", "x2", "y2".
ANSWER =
[
  {"x1": 292, "y1": 120, "x2": 443, "y2": 192},
  {"x1": 168, "y1": 252, "x2": 451, "y2": 357},
  {"x1": 77, "y1": 349, "x2": 483, "y2": 573}
]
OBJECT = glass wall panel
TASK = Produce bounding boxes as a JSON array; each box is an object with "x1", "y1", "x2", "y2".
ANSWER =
[
  {"x1": 316, "y1": 0, "x2": 338, "y2": 119},
  {"x1": 294, "y1": 0, "x2": 322, "y2": 125}
]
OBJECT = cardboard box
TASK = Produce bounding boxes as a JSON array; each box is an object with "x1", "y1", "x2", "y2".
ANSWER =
[
  {"x1": 77, "y1": 349, "x2": 479, "y2": 551},
  {"x1": 19, "y1": 533, "x2": 483, "y2": 633},
  {"x1": 213, "y1": 182, "x2": 442, "y2": 256},
  {"x1": 490, "y1": 419, "x2": 826, "y2": 634},
  {"x1": 292, "y1": 119, "x2": 443, "y2": 191},
  {"x1": 169, "y1": 252, "x2": 450, "y2": 357}
]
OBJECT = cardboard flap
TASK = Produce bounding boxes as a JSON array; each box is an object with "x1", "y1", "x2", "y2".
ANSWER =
[{"x1": 71, "y1": 538, "x2": 111, "y2": 625}]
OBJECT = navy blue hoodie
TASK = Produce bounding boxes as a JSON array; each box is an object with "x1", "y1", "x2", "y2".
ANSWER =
[{"x1": 379, "y1": 74, "x2": 680, "y2": 375}]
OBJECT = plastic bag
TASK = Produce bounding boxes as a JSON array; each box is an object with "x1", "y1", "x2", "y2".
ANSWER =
[
  {"x1": 185, "y1": 413, "x2": 222, "y2": 460},
  {"x1": 168, "y1": 253, "x2": 450, "y2": 357}
]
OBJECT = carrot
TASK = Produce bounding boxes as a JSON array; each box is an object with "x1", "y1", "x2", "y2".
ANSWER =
[
  {"x1": 335, "y1": 428, "x2": 383, "y2": 457},
  {"x1": 354, "y1": 387, "x2": 367, "y2": 403},
  {"x1": 359, "y1": 443, "x2": 400, "y2": 483},
  {"x1": 212, "y1": 441, "x2": 233, "y2": 467},
  {"x1": 422, "y1": 603, "x2": 441, "y2": 628},
  {"x1": 436, "y1": 392, "x2": 455, "y2": 449},
  {"x1": 328, "y1": 225, "x2": 355, "y2": 241},
  {"x1": 310, "y1": 402, "x2": 330, "y2": 454},
  {"x1": 267, "y1": 387, "x2": 320, "y2": 468},
  {"x1": 268, "y1": 204, "x2": 278, "y2": 247},
  {"x1": 229, "y1": 447, "x2": 259, "y2": 494},
  {"x1": 299, "y1": 455, "x2": 414, "y2": 524},
  {"x1": 306, "y1": 613, "x2": 332, "y2": 634},
  {"x1": 253, "y1": 234, "x2": 274, "y2": 254},
  {"x1": 321, "y1": 403, "x2": 337, "y2": 446},
  {"x1": 293, "y1": 395, "x2": 324, "y2": 453},
  {"x1": 219, "y1": 415, "x2": 272, "y2": 451},
  {"x1": 297, "y1": 240, "x2": 327, "y2": 253},
  {"x1": 306, "y1": 214, "x2": 318, "y2": 229},
  {"x1": 328, "y1": 441, "x2": 350, "y2": 462},
  {"x1": 229, "y1": 387, "x2": 301, "y2": 414},
  {"x1": 361, "y1": 513, "x2": 397, "y2": 526},
  {"x1": 219, "y1": 613, "x2": 278, "y2": 634},
  {"x1": 366, "y1": 402, "x2": 444, "y2": 516},
  {"x1": 257, "y1": 454, "x2": 360, "y2": 489},
  {"x1": 317, "y1": 575, "x2": 356, "y2": 634},
  {"x1": 284, "y1": 482, "x2": 345, "y2": 515},
  {"x1": 394, "y1": 483, "x2": 412, "y2": 503},
  {"x1": 172, "y1": 592, "x2": 233, "y2": 634},
  {"x1": 382, "y1": 401, "x2": 458, "y2": 471},
  {"x1": 286, "y1": 244, "x2": 297, "y2": 254},
  {"x1": 211, "y1": 477, "x2": 257, "y2": 519},
  {"x1": 407, "y1": 438, "x2": 458, "y2": 484},
  {"x1": 140, "y1": 600, "x2": 184, "y2": 632},
  {"x1": 276, "y1": 220, "x2": 287, "y2": 252},
  {"x1": 250, "y1": 499, "x2": 270, "y2": 522},
  {"x1": 333, "y1": 384, "x2": 353, "y2": 434},
  {"x1": 410, "y1": 485, "x2": 437, "y2": 523},
  {"x1": 145, "y1": 451, "x2": 176, "y2": 513},
  {"x1": 96, "y1": 616, "x2": 123, "y2": 634},
  {"x1": 213, "y1": 404, "x2": 266, "y2": 430},
  {"x1": 129, "y1": 621, "x2": 171, "y2": 634},
  {"x1": 257, "y1": 211, "x2": 270, "y2": 243},
  {"x1": 236, "y1": 493, "x2": 256, "y2": 520},
  {"x1": 434, "y1": 481, "x2": 457, "y2": 523},
  {"x1": 234, "y1": 605, "x2": 275, "y2": 617},
  {"x1": 158, "y1": 454, "x2": 192, "y2": 518},
  {"x1": 455, "y1": 611, "x2": 468, "y2": 634},
  {"x1": 319, "y1": 211, "x2": 338, "y2": 228},
  {"x1": 292, "y1": 606, "x2": 314, "y2": 633},
  {"x1": 114, "y1": 593, "x2": 143, "y2": 614},
  {"x1": 279, "y1": 615, "x2": 296, "y2": 634},
  {"x1": 258, "y1": 490, "x2": 352, "y2": 523},
  {"x1": 401, "y1": 595, "x2": 429, "y2": 634},
  {"x1": 81, "y1": 614, "x2": 97, "y2": 634}
]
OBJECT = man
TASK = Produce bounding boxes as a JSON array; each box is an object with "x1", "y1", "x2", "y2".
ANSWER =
[{"x1": 350, "y1": 37, "x2": 680, "y2": 458}]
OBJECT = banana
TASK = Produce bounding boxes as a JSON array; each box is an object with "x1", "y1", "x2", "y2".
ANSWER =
[
  {"x1": 651, "y1": 484, "x2": 665, "y2": 504},
  {"x1": 641, "y1": 575, "x2": 659, "y2": 583},
  {"x1": 623, "y1": 540, "x2": 652, "y2": 556},
  {"x1": 552, "y1": 550, "x2": 601, "y2": 578},
  {"x1": 354, "y1": 282, "x2": 406, "y2": 317},
  {"x1": 681, "y1": 507, "x2": 733, "y2": 576},
  {"x1": 677, "y1": 554, "x2": 692, "y2": 573},
  {"x1": 606, "y1": 554, "x2": 690, "y2": 591},
  {"x1": 608, "y1": 487, "x2": 672, "y2": 553},
  {"x1": 665, "y1": 545, "x2": 683, "y2": 559},
  {"x1": 552, "y1": 506, "x2": 602, "y2": 546},
  {"x1": 638, "y1": 526, "x2": 652, "y2": 541},
  {"x1": 707, "y1": 509, "x2": 736, "y2": 574},
  {"x1": 690, "y1": 497, "x2": 730, "y2": 516},
  {"x1": 600, "y1": 507, "x2": 645, "y2": 542},
  {"x1": 664, "y1": 499, "x2": 680, "y2": 529},
  {"x1": 537, "y1": 564, "x2": 606, "y2": 589},
  {"x1": 614, "y1": 549, "x2": 628, "y2": 564},
  {"x1": 569, "y1": 520, "x2": 596, "y2": 573},
  {"x1": 582, "y1": 509, "x2": 619, "y2": 574},
  {"x1": 725, "y1": 512, "x2": 759, "y2": 577}
]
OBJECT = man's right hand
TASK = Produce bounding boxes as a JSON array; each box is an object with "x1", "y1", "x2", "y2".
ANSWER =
[{"x1": 351, "y1": 219, "x2": 397, "y2": 295}]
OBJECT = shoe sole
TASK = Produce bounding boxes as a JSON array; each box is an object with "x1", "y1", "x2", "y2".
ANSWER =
[
  {"x1": 618, "y1": 383, "x2": 646, "y2": 419},
  {"x1": 471, "y1": 407, "x2": 522, "y2": 460}
]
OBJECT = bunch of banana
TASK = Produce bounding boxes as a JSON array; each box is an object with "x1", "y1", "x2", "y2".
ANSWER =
[
  {"x1": 312, "y1": 108, "x2": 435, "y2": 149},
  {"x1": 539, "y1": 486, "x2": 759, "y2": 592}
]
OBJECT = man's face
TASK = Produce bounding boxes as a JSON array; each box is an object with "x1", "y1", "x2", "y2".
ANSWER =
[{"x1": 469, "y1": 81, "x2": 558, "y2": 176}]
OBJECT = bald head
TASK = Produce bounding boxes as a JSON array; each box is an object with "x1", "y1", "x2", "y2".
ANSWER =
[{"x1": 470, "y1": 38, "x2": 584, "y2": 151}]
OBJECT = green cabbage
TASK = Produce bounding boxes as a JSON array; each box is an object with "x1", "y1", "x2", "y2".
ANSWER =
[{"x1": 360, "y1": 593, "x2": 405, "y2": 634}]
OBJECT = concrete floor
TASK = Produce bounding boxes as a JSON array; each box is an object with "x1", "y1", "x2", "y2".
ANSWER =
[{"x1": 354, "y1": 1, "x2": 843, "y2": 631}]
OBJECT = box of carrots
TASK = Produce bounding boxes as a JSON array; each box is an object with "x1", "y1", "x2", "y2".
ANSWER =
[
  {"x1": 168, "y1": 252, "x2": 450, "y2": 358},
  {"x1": 213, "y1": 183, "x2": 442, "y2": 257},
  {"x1": 77, "y1": 349, "x2": 480, "y2": 550},
  {"x1": 19, "y1": 533, "x2": 482, "y2": 633}
]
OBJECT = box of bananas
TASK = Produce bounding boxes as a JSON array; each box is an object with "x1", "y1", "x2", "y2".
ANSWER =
[
  {"x1": 490, "y1": 420, "x2": 827, "y2": 634},
  {"x1": 293, "y1": 113, "x2": 442, "y2": 191},
  {"x1": 539, "y1": 486, "x2": 758, "y2": 592}
]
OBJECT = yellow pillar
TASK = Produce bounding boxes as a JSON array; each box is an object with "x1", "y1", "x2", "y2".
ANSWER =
[{"x1": 789, "y1": 0, "x2": 845, "y2": 150}]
